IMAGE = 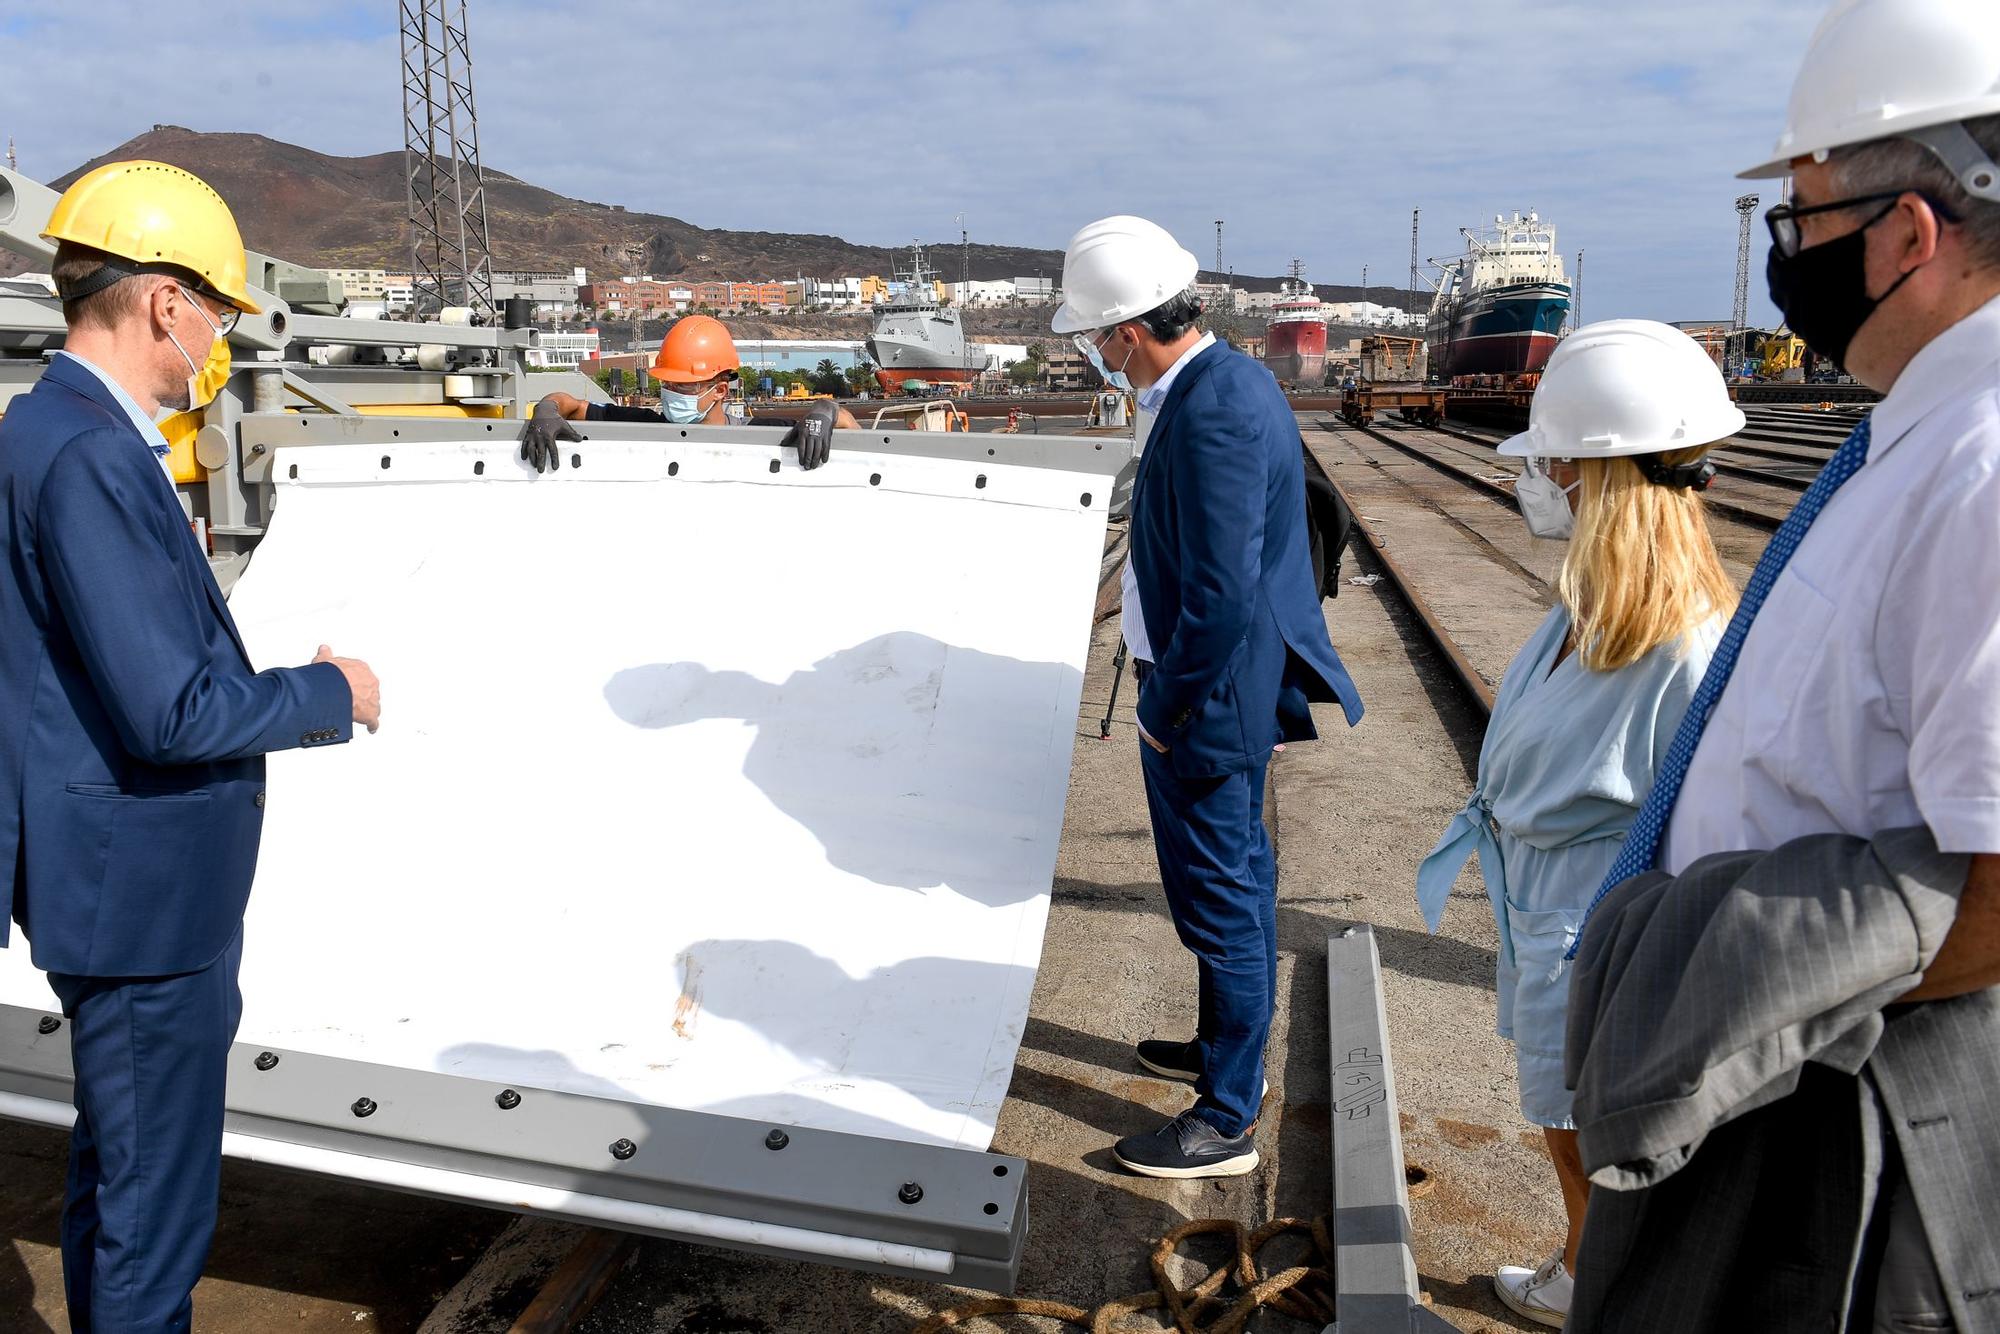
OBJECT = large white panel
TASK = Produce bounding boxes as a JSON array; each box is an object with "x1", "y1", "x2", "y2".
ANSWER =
[{"x1": 0, "y1": 434, "x2": 1110, "y2": 1152}]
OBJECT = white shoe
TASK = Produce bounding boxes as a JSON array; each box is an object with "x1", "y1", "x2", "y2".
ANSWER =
[{"x1": 1494, "y1": 1250, "x2": 1571, "y2": 1329}]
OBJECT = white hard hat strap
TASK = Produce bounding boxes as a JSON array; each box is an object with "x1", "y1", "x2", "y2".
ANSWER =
[{"x1": 1903, "y1": 122, "x2": 2000, "y2": 204}]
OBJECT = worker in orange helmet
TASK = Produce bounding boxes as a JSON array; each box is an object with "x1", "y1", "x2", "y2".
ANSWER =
[{"x1": 522, "y1": 314, "x2": 856, "y2": 471}]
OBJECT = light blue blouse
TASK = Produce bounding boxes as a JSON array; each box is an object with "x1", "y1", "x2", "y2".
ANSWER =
[{"x1": 1418, "y1": 604, "x2": 1720, "y2": 970}]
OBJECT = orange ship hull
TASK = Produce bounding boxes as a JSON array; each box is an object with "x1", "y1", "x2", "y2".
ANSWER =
[{"x1": 874, "y1": 366, "x2": 979, "y2": 394}]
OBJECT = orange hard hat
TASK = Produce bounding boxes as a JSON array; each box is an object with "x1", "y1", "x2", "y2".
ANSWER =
[{"x1": 650, "y1": 315, "x2": 739, "y2": 385}]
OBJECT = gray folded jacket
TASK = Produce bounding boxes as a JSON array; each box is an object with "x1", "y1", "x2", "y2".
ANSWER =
[{"x1": 1563, "y1": 825, "x2": 1968, "y2": 1189}]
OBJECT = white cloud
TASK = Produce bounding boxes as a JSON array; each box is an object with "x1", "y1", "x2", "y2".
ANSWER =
[{"x1": 0, "y1": 0, "x2": 1831, "y2": 323}]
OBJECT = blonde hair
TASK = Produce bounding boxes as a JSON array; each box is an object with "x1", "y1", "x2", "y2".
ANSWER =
[{"x1": 1556, "y1": 446, "x2": 1738, "y2": 672}]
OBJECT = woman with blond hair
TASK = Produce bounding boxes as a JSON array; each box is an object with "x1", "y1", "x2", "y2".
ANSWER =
[{"x1": 1416, "y1": 319, "x2": 1742, "y2": 1329}]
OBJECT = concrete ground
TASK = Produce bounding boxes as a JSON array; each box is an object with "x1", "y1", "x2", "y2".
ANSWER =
[{"x1": 0, "y1": 417, "x2": 1568, "y2": 1331}]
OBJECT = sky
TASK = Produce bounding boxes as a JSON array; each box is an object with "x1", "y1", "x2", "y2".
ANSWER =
[{"x1": 0, "y1": 0, "x2": 1830, "y2": 326}]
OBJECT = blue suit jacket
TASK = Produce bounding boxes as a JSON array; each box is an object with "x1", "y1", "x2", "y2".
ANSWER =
[
  {"x1": 1130, "y1": 340, "x2": 1363, "y2": 777},
  {"x1": 0, "y1": 355, "x2": 352, "y2": 977}
]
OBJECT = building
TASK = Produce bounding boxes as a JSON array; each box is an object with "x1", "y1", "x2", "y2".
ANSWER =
[
  {"x1": 1192, "y1": 281, "x2": 1233, "y2": 310},
  {"x1": 805, "y1": 277, "x2": 863, "y2": 309},
  {"x1": 493, "y1": 268, "x2": 584, "y2": 318},
  {"x1": 525, "y1": 328, "x2": 601, "y2": 369},
  {"x1": 1324, "y1": 300, "x2": 1416, "y2": 329},
  {"x1": 1012, "y1": 276, "x2": 1056, "y2": 304},
  {"x1": 946, "y1": 279, "x2": 1016, "y2": 309},
  {"x1": 970, "y1": 341, "x2": 1028, "y2": 370},
  {"x1": 734, "y1": 338, "x2": 869, "y2": 375},
  {"x1": 326, "y1": 268, "x2": 388, "y2": 302},
  {"x1": 383, "y1": 275, "x2": 415, "y2": 311},
  {"x1": 1042, "y1": 341, "x2": 1091, "y2": 390},
  {"x1": 859, "y1": 275, "x2": 889, "y2": 305},
  {"x1": 580, "y1": 279, "x2": 678, "y2": 315}
]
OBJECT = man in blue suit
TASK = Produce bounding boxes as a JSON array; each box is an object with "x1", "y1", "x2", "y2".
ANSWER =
[
  {"x1": 0, "y1": 160, "x2": 380, "y2": 1332},
  {"x1": 1053, "y1": 217, "x2": 1362, "y2": 1178}
]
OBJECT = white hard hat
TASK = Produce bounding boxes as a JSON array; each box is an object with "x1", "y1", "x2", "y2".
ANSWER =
[
  {"x1": 1498, "y1": 320, "x2": 1746, "y2": 460},
  {"x1": 1050, "y1": 215, "x2": 1200, "y2": 334},
  {"x1": 1741, "y1": 0, "x2": 2000, "y2": 196}
]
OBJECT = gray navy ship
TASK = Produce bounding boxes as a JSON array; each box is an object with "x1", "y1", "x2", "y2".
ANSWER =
[{"x1": 866, "y1": 245, "x2": 983, "y2": 394}]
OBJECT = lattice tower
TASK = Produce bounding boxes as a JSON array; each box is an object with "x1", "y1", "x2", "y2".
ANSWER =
[{"x1": 400, "y1": 0, "x2": 496, "y2": 319}]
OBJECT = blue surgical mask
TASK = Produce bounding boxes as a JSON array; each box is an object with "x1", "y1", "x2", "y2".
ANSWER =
[
  {"x1": 1076, "y1": 332, "x2": 1132, "y2": 392},
  {"x1": 661, "y1": 385, "x2": 714, "y2": 424}
]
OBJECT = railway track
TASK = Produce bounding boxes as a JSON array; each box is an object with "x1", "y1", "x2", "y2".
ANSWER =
[
  {"x1": 1346, "y1": 418, "x2": 1796, "y2": 530},
  {"x1": 1302, "y1": 411, "x2": 1789, "y2": 726},
  {"x1": 1426, "y1": 416, "x2": 1827, "y2": 495}
]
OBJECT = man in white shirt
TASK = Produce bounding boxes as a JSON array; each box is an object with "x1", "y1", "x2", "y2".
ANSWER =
[{"x1": 1574, "y1": 3, "x2": 2000, "y2": 1328}]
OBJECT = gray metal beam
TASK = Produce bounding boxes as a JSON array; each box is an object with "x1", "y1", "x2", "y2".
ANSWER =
[
  {"x1": 0, "y1": 1002, "x2": 1027, "y2": 1292},
  {"x1": 1326, "y1": 925, "x2": 1455, "y2": 1333},
  {"x1": 236, "y1": 411, "x2": 1136, "y2": 477}
]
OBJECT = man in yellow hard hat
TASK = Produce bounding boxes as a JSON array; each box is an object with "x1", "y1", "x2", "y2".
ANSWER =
[
  {"x1": 0, "y1": 159, "x2": 380, "y2": 1332},
  {"x1": 522, "y1": 313, "x2": 857, "y2": 471}
]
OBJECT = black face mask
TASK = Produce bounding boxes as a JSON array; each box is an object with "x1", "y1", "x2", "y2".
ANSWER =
[{"x1": 1765, "y1": 204, "x2": 1920, "y2": 371}]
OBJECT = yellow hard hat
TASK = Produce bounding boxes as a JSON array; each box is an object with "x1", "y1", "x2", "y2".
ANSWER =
[{"x1": 42, "y1": 160, "x2": 262, "y2": 315}]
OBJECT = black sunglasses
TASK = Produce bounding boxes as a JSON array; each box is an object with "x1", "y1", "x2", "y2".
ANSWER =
[{"x1": 1766, "y1": 189, "x2": 1961, "y2": 260}]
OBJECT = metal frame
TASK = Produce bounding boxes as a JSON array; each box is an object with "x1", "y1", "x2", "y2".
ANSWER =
[
  {"x1": 0, "y1": 1002, "x2": 1027, "y2": 1290},
  {"x1": 1325, "y1": 926, "x2": 1454, "y2": 1332}
]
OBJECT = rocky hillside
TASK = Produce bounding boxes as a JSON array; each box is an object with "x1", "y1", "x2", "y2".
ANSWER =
[{"x1": 15, "y1": 125, "x2": 1424, "y2": 312}]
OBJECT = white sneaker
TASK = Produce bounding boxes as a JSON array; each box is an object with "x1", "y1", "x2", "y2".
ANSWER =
[{"x1": 1494, "y1": 1250, "x2": 1571, "y2": 1329}]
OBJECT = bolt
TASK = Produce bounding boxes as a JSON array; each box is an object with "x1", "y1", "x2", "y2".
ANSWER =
[
  {"x1": 610, "y1": 1138, "x2": 638, "y2": 1161},
  {"x1": 495, "y1": 1089, "x2": 521, "y2": 1110},
  {"x1": 254, "y1": 1051, "x2": 279, "y2": 1071},
  {"x1": 351, "y1": 1097, "x2": 377, "y2": 1118},
  {"x1": 765, "y1": 1129, "x2": 789, "y2": 1151},
  {"x1": 36, "y1": 1016, "x2": 59, "y2": 1035},
  {"x1": 897, "y1": 1182, "x2": 924, "y2": 1205}
]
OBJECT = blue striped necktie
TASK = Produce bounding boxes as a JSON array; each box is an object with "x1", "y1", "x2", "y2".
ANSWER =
[{"x1": 1568, "y1": 417, "x2": 1874, "y2": 955}]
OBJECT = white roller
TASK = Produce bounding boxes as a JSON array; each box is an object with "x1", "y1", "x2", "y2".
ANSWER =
[{"x1": 0, "y1": 432, "x2": 1106, "y2": 1155}]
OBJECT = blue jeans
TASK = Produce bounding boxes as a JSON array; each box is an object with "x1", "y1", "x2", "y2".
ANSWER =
[
  {"x1": 47, "y1": 929, "x2": 245, "y2": 1334},
  {"x1": 1138, "y1": 741, "x2": 1276, "y2": 1137}
]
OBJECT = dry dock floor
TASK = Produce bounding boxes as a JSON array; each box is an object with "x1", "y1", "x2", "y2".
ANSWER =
[{"x1": 0, "y1": 415, "x2": 1627, "y2": 1332}]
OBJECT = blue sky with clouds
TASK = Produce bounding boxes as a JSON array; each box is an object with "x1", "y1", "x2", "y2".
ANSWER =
[{"x1": 1, "y1": 0, "x2": 1830, "y2": 325}]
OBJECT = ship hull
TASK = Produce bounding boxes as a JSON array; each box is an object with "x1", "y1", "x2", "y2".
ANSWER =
[
  {"x1": 874, "y1": 365, "x2": 978, "y2": 393},
  {"x1": 1262, "y1": 317, "x2": 1327, "y2": 386},
  {"x1": 1427, "y1": 283, "x2": 1569, "y2": 378}
]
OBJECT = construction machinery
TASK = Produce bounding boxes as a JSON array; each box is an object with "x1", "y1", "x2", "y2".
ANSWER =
[{"x1": 1756, "y1": 328, "x2": 1807, "y2": 381}]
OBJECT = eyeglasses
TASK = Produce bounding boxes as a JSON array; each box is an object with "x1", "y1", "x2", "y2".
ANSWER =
[
  {"x1": 1765, "y1": 189, "x2": 1959, "y2": 259},
  {"x1": 1072, "y1": 329, "x2": 1118, "y2": 361},
  {"x1": 178, "y1": 285, "x2": 242, "y2": 337}
]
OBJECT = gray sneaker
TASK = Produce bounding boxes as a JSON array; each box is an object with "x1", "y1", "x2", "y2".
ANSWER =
[{"x1": 1112, "y1": 1109, "x2": 1259, "y2": 1179}]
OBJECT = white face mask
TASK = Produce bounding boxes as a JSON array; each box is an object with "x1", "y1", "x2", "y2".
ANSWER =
[{"x1": 1516, "y1": 457, "x2": 1580, "y2": 540}]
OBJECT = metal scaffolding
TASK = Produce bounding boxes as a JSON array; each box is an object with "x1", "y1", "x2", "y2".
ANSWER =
[
  {"x1": 400, "y1": 0, "x2": 496, "y2": 320},
  {"x1": 1732, "y1": 194, "x2": 1760, "y2": 331}
]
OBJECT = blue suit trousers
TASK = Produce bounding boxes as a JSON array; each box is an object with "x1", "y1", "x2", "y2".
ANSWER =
[
  {"x1": 1139, "y1": 741, "x2": 1276, "y2": 1137},
  {"x1": 46, "y1": 930, "x2": 244, "y2": 1334}
]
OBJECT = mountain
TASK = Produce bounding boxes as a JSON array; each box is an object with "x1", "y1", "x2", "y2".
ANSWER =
[{"x1": 19, "y1": 126, "x2": 1423, "y2": 310}]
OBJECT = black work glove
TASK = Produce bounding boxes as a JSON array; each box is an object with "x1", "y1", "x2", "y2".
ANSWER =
[
  {"x1": 521, "y1": 399, "x2": 583, "y2": 474},
  {"x1": 782, "y1": 399, "x2": 838, "y2": 471}
]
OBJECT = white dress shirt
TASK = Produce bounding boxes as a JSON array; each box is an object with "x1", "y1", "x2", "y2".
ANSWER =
[
  {"x1": 1664, "y1": 294, "x2": 2000, "y2": 871},
  {"x1": 1121, "y1": 332, "x2": 1216, "y2": 664},
  {"x1": 54, "y1": 350, "x2": 178, "y2": 488}
]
